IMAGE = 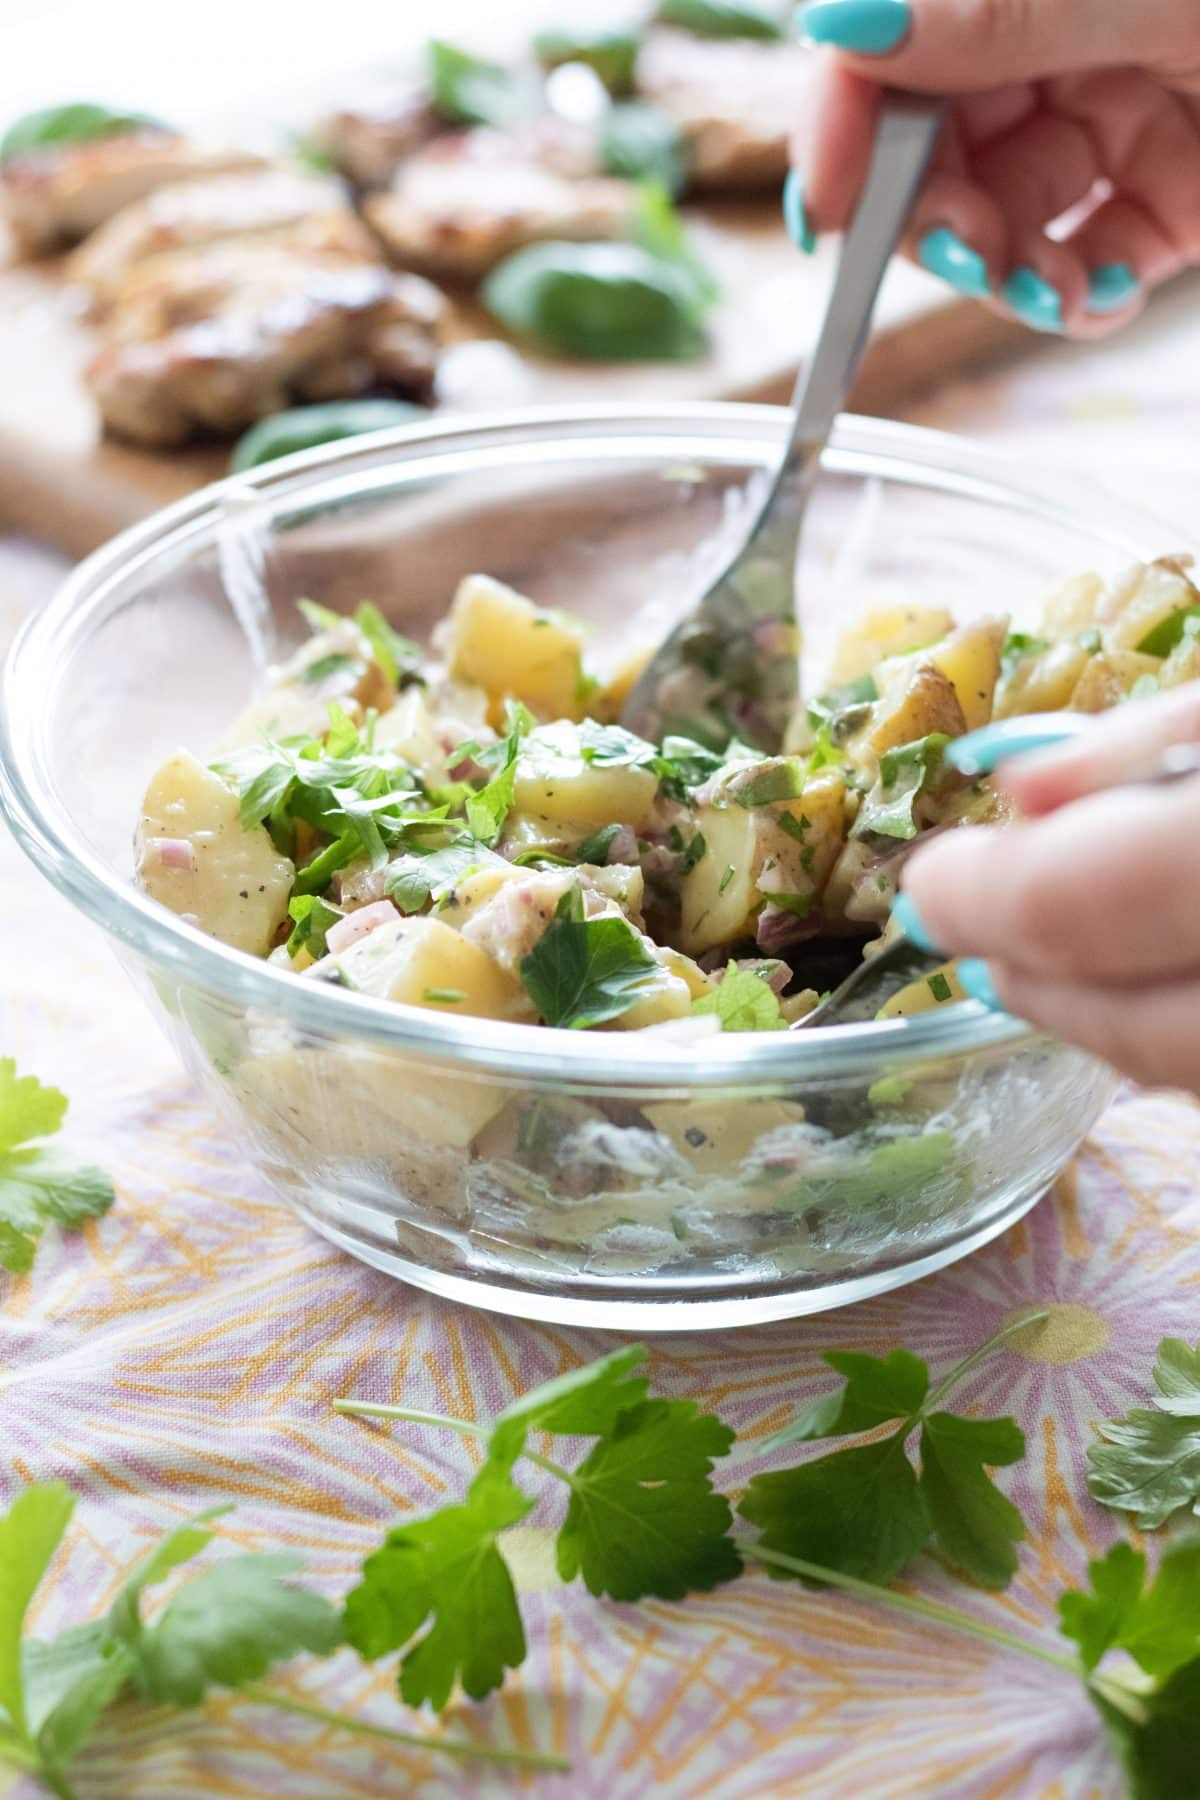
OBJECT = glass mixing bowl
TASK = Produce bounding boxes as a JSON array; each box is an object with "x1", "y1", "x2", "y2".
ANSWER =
[{"x1": 2, "y1": 405, "x2": 1165, "y2": 1331}]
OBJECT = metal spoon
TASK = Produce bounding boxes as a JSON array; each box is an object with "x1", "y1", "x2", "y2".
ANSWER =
[
  {"x1": 621, "y1": 93, "x2": 946, "y2": 753},
  {"x1": 795, "y1": 736, "x2": 1200, "y2": 1028}
]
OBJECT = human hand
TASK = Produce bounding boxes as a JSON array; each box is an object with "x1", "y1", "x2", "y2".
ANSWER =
[
  {"x1": 786, "y1": 0, "x2": 1200, "y2": 336},
  {"x1": 896, "y1": 686, "x2": 1200, "y2": 1095}
]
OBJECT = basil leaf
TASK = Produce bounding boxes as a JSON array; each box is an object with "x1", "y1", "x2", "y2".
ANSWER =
[
  {"x1": 601, "y1": 103, "x2": 687, "y2": 195},
  {"x1": 428, "y1": 40, "x2": 531, "y2": 127},
  {"x1": 483, "y1": 242, "x2": 708, "y2": 362},
  {"x1": 655, "y1": 0, "x2": 785, "y2": 39},
  {"x1": 533, "y1": 27, "x2": 642, "y2": 95},
  {"x1": 230, "y1": 400, "x2": 429, "y2": 474},
  {"x1": 0, "y1": 102, "x2": 167, "y2": 164}
]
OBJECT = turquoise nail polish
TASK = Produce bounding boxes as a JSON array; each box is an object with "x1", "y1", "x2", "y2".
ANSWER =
[
  {"x1": 891, "y1": 892, "x2": 940, "y2": 955},
  {"x1": 918, "y1": 228, "x2": 990, "y2": 300},
  {"x1": 796, "y1": 0, "x2": 911, "y2": 53},
  {"x1": 957, "y1": 959, "x2": 1005, "y2": 1013},
  {"x1": 1087, "y1": 262, "x2": 1139, "y2": 315},
  {"x1": 783, "y1": 168, "x2": 816, "y2": 254},
  {"x1": 1001, "y1": 267, "x2": 1063, "y2": 333},
  {"x1": 944, "y1": 714, "x2": 1088, "y2": 777}
]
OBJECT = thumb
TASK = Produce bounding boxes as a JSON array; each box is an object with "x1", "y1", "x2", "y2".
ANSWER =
[{"x1": 795, "y1": 0, "x2": 1185, "y2": 91}]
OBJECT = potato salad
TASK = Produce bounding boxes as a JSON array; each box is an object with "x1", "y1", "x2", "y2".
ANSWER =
[{"x1": 135, "y1": 554, "x2": 1200, "y2": 1034}]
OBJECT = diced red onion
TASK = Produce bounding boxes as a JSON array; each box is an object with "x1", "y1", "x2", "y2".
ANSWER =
[
  {"x1": 756, "y1": 903, "x2": 822, "y2": 954},
  {"x1": 148, "y1": 836, "x2": 196, "y2": 873},
  {"x1": 325, "y1": 899, "x2": 399, "y2": 955}
]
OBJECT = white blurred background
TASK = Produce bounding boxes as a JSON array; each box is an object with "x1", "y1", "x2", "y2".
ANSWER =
[{"x1": 0, "y1": 0, "x2": 626, "y2": 123}]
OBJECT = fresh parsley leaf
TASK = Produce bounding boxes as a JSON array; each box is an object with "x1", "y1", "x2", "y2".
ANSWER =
[
  {"x1": 576, "y1": 720, "x2": 657, "y2": 768},
  {"x1": 489, "y1": 1345, "x2": 651, "y2": 1471},
  {"x1": 0, "y1": 1061, "x2": 114, "y2": 1274},
  {"x1": 918, "y1": 1413, "x2": 1025, "y2": 1590},
  {"x1": 353, "y1": 602, "x2": 423, "y2": 690},
  {"x1": 519, "y1": 889, "x2": 658, "y2": 1029},
  {"x1": 1088, "y1": 1337, "x2": 1200, "y2": 1527},
  {"x1": 127, "y1": 1553, "x2": 343, "y2": 1706},
  {"x1": 555, "y1": 1399, "x2": 740, "y2": 1601},
  {"x1": 650, "y1": 734, "x2": 725, "y2": 800},
  {"x1": 769, "y1": 892, "x2": 815, "y2": 919},
  {"x1": 761, "y1": 1350, "x2": 929, "y2": 1451},
  {"x1": 740, "y1": 1435, "x2": 931, "y2": 1586},
  {"x1": 22, "y1": 1622, "x2": 131, "y2": 1776},
  {"x1": 1058, "y1": 1542, "x2": 1147, "y2": 1673},
  {"x1": 1092, "y1": 1654, "x2": 1200, "y2": 1800},
  {"x1": 692, "y1": 964, "x2": 786, "y2": 1032},
  {"x1": 575, "y1": 823, "x2": 624, "y2": 866},
  {"x1": 386, "y1": 838, "x2": 505, "y2": 913},
  {"x1": 287, "y1": 895, "x2": 341, "y2": 959},
  {"x1": 464, "y1": 701, "x2": 534, "y2": 845},
  {"x1": 297, "y1": 599, "x2": 343, "y2": 635},
  {"x1": 743, "y1": 1332, "x2": 1027, "y2": 1588},
  {"x1": 345, "y1": 1462, "x2": 532, "y2": 1710},
  {"x1": 853, "y1": 733, "x2": 951, "y2": 841},
  {"x1": 0, "y1": 1482, "x2": 75, "y2": 1740},
  {"x1": 104, "y1": 1508, "x2": 229, "y2": 1650},
  {"x1": 1059, "y1": 1539, "x2": 1200, "y2": 1680},
  {"x1": 1000, "y1": 632, "x2": 1050, "y2": 679},
  {"x1": 1136, "y1": 606, "x2": 1200, "y2": 659},
  {"x1": 301, "y1": 651, "x2": 357, "y2": 686},
  {"x1": 730, "y1": 758, "x2": 808, "y2": 808}
]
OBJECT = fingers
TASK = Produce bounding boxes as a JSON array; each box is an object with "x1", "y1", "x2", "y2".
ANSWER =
[
  {"x1": 794, "y1": 0, "x2": 1185, "y2": 95},
  {"x1": 986, "y1": 961, "x2": 1200, "y2": 1094},
  {"x1": 901, "y1": 780, "x2": 1200, "y2": 986},
  {"x1": 999, "y1": 684, "x2": 1200, "y2": 816}
]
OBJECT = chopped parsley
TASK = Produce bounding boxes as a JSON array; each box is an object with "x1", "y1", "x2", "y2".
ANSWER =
[
  {"x1": 575, "y1": 823, "x2": 624, "y2": 866},
  {"x1": 853, "y1": 733, "x2": 951, "y2": 842},
  {"x1": 692, "y1": 964, "x2": 786, "y2": 1032},
  {"x1": 423, "y1": 988, "x2": 466, "y2": 1006},
  {"x1": 1000, "y1": 632, "x2": 1049, "y2": 679},
  {"x1": 731, "y1": 759, "x2": 808, "y2": 809},
  {"x1": 0, "y1": 1060, "x2": 114, "y2": 1274},
  {"x1": 927, "y1": 972, "x2": 953, "y2": 1003},
  {"x1": 718, "y1": 864, "x2": 736, "y2": 895},
  {"x1": 576, "y1": 720, "x2": 657, "y2": 769},
  {"x1": 777, "y1": 812, "x2": 811, "y2": 847},
  {"x1": 386, "y1": 838, "x2": 506, "y2": 913},
  {"x1": 286, "y1": 894, "x2": 341, "y2": 958},
  {"x1": 1136, "y1": 606, "x2": 1200, "y2": 658},
  {"x1": 352, "y1": 601, "x2": 424, "y2": 689},
  {"x1": 301, "y1": 651, "x2": 357, "y2": 686}
]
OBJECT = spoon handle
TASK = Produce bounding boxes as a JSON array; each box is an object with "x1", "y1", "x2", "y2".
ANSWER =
[{"x1": 758, "y1": 94, "x2": 947, "y2": 562}]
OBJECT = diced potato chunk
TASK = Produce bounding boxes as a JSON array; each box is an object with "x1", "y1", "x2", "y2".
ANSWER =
[
  {"x1": 1039, "y1": 571, "x2": 1104, "y2": 636},
  {"x1": 877, "y1": 959, "x2": 967, "y2": 1019},
  {"x1": 331, "y1": 915, "x2": 529, "y2": 1021},
  {"x1": 435, "y1": 862, "x2": 525, "y2": 928},
  {"x1": 444, "y1": 575, "x2": 588, "y2": 724},
  {"x1": 1160, "y1": 635, "x2": 1200, "y2": 689},
  {"x1": 136, "y1": 750, "x2": 294, "y2": 957},
  {"x1": 595, "y1": 644, "x2": 653, "y2": 717},
  {"x1": 373, "y1": 687, "x2": 450, "y2": 783},
  {"x1": 603, "y1": 962, "x2": 694, "y2": 1030},
  {"x1": 658, "y1": 947, "x2": 714, "y2": 999},
  {"x1": 929, "y1": 620, "x2": 1005, "y2": 733},
  {"x1": 644, "y1": 1098, "x2": 808, "y2": 1174},
  {"x1": 994, "y1": 639, "x2": 1090, "y2": 720},
  {"x1": 1069, "y1": 650, "x2": 1161, "y2": 713},
  {"x1": 223, "y1": 689, "x2": 348, "y2": 749},
  {"x1": 869, "y1": 662, "x2": 967, "y2": 755},
  {"x1": 679, "y1": 802, "x2": 757, "y2": 954},
  {"x1": 830, "y1": 604, "x2": 954, "y2": 684},
  {"x1": 513, "y1": 722, "x2": 659, "y2": 831},
  {"x1": 1105, "y1": 558, "x2": 1199, "y2": 653}
]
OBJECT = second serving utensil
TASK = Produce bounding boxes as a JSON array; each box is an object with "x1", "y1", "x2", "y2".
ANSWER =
[{"x1": 622, "y1": 93, "x2": 946, "y2": 753}]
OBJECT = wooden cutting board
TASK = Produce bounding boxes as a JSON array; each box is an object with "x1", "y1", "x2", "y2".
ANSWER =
[{"x1": 0, "y1": 199, "x2": 1028, "y2": 560}]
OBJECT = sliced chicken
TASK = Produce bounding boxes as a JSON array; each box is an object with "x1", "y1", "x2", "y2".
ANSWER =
[
  {"x1": 70, "y1": 168, "x2": 374, "y2": 313},
  {"x1": 364, "y1": 126, "x2": 633, "y2": 280},
  {"x1": 313, "y1": 85, "x2": 444, "y2": 189},
  {"x1": 636, "y1": 30, "x2": 816, "y2": 191},
  {"x1": 85, "y1": 241, "x2": 449, "y2": 447},
  {"x1": 1, "y1": 130, "x2": 266, "y2": 255}
]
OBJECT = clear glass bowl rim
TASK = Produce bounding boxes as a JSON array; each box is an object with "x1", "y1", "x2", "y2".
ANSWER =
[{"x1": 1, "y1": 403, "x2": 1184, "y2": 1090}]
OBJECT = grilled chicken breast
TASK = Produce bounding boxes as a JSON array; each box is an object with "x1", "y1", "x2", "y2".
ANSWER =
[
  {"x1": 85, "y1": 241, "x2": 448, "y2": 447},
  {"x1": 636, "y1": 31, "x2": 815, "y2": 191},
  {"x1": 364, "y1": 126, "x2": 632, "y2": 280},
  {"x1": 70, "y1": 169, "x2": 374, "y2": 312},
  {"x1": 313, "y1": 85, "x2": 443, "y2": 189},
  {"x1": 1, "y1": 131, "x2": 266, "y2": 255}
]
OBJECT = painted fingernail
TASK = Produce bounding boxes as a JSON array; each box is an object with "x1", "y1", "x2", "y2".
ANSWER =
[
  {"x1": 944, "y1": 714, "x2": 1088, "y2": 777},
  {"x1": 1087, "y1": 262, "x2": 1139, "y2": 315},
  {"x1": 1001, "y1": 267, "x2": 1063, "y2": 333},
  {"x1": 891, "y1": 892, "x2": 941, "y2": 955},
  {"x1": 918, "y1": 228, "x2": 990, "y2": 300},
  {"x1": 783, "y1": 168, "x2": 817, "y2": 254},
  {"x1": 957, "y1": 958, "x2": 1006, "y2": 1013},
  {"x1": 796, "y1": 0, "x2": 911, "y2": 53}
]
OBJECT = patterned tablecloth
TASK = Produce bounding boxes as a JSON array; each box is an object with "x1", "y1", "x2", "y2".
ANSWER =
[{"x1": 3, "y1": 284, "x2": 1200, "y2": 1800}]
